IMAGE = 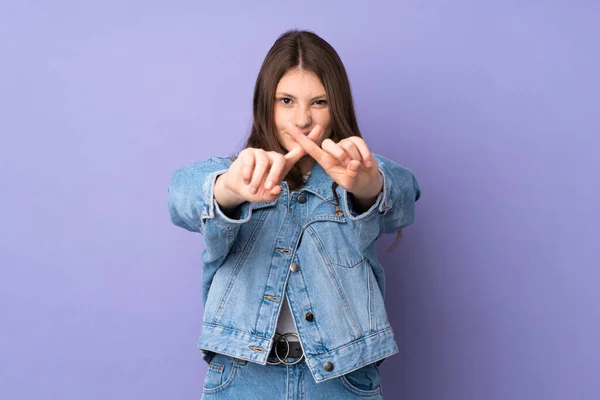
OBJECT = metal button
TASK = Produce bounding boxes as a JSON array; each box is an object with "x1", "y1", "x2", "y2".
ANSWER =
[
  {"x1": 298, "y1": 194, "x2": 307, "y2": 204},
  {"x1": 290, "y1": 263, "x2": 300, "y2": 272},
  {"x1": 324, "y1": 361, "x2": 334, "y2": 372},
  {"x1": 305, "y1": 312, "x2": 314, "y2": 322}
]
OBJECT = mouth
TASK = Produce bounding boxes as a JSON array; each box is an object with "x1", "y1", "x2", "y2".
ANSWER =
[{"x1": 302, "y1": 131, "x2": 311, "y2": 136}]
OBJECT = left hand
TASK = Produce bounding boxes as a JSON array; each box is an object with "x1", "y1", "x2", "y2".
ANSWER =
[{"x1": 287, "y1": 123, "x2": 383, "y2": 200}]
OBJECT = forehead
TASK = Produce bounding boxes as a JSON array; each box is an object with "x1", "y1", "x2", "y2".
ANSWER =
[{"x1": 276, "y1": 68, "x2": 325, "y2": 94}]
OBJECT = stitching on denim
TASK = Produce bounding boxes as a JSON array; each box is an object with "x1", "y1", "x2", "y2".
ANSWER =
[
  {"x1": 213, "y1": 208, "x2": 271, "y2": 323},
  {"x1": 291, "y1": 257, "x2": 326, "y2": 347},
  {"x1": 339, "y1": 374, "x2": 382, "y2": 397},
  {"x1": 200, "y1": 322, "x2": 269, "y2": 340},
  {"x1": 306, "y1": 224, "x2": 364, "y2": 268},
  {"x1": 251, "y1": 222, "x2": 302, "y2": 334},
  {"x1": 306, "y1": 226, "x2": 362, "y2": 338},
  {"x1": 366, "y1": 264, "x2": 374, "y2": 333},
  {"x1": 202, "y1": 358, "x2": 240, "y2": 394}
]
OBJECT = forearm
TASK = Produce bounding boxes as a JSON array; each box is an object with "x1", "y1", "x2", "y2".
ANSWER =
[
  {"x1": 349, "y1": 172, "x2": 383, "y2": 213},
  {"x1": 214, "y1": 172, "x2": 247, "y2": 214}
]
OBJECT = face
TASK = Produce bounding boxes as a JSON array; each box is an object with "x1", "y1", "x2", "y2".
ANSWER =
[{"x1": 273, "y1": 68, "x2": 332, "y2": 153}]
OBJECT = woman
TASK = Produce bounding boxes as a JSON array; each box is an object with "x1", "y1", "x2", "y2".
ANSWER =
[{"x1": 168, "y1": 29, "x2": 420, "y2": 399}]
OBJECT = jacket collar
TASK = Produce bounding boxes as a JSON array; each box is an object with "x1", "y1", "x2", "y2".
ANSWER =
[{"x1": 295, "y1": 162, "x2": 337, "y2": 201}]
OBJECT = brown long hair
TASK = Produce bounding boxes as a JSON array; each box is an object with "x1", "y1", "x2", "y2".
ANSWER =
[
  {"x1": 244, "y1": 29, "x2": 361, "y2": 190},
  {"x1": 244, "y1": 30, "x2": 403, "y2": 248}
]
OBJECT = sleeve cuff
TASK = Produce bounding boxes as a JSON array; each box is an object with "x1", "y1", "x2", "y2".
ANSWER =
[
  {"x1": 341, "y1": 169, "x2": 390, "y2": 221},
  {"x1": 201, "y1": 170, "x2": 252, "y2": 229}
]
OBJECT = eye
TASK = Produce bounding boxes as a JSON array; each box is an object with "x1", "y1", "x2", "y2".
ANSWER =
[
  {"x1": 313, "y1": 100, "x2": 328, "y2": 106},
  {"x1": 279, "y1": 98, "x2": 293, "y2": 105}
]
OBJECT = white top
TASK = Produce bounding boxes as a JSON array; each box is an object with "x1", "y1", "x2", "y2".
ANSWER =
[{"x1": 276, "y1": 293, "x2": 298, "y2": 336}]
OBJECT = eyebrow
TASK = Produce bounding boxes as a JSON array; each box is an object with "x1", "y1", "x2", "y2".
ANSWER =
[{"x1": 276, "y1": 92, "x2": 327, "y2": 102}]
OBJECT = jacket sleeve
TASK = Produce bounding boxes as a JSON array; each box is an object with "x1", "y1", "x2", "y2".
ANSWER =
[
  {"x1": 168, "y1": 157, "x2": 253, "y2": 264},
  {"x1": 375, "y1": 154, "x2": 421, "y2": 234},
  {"x1": 341, "y1": 154, "x2": 421, "y2": 251}
]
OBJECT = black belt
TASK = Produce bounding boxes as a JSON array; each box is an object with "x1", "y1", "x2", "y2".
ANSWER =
[
  {"x1": 267, "y1": 333, "x2": 305, "y2": 365},
  {"x1": 270, "y1": 340, "x2": 303, "y2": 358}
]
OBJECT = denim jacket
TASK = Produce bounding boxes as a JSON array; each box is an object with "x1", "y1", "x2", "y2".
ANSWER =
[{"x1": 168, "y1": 154, "x2": 420, "y2": 383}]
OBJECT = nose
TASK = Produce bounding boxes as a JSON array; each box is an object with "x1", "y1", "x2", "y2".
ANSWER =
[{"x1": 293, "y1": 108, "x2": 312, "y2": 130}]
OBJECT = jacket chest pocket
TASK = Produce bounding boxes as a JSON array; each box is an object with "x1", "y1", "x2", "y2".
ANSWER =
[{"x1": 305, "y1": 220, "x2": 365, "y2": 268}]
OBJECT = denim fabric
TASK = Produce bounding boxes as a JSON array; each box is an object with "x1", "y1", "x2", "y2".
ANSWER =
[
  {"x1": 169, "y1": 154, "x2": 420, "y2": 384},
  {"x1": 201, "y1": 353, "x2": 384, "y2": 399}
]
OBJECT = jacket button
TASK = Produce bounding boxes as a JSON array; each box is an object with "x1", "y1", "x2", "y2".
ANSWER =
[
  {"x1": 324, "y1": 361, "x2": 334, "y2": 372},
  {"x1": 298, "y1": 194, "x2": 307, "y2": 204},
  {"x1": 305, "y1": 312, "x2": 314, "y2": 322},
  {"x1": 290, "y1": 263, "x2": 300, "y2": 272}
]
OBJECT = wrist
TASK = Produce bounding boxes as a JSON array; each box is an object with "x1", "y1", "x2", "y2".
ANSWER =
[
  {"x1": 215, "y1": 172, "x2": 245, "y2": 209},
  {"x1": 351, "y1": 172, "x2": 383, "y2": 202}
]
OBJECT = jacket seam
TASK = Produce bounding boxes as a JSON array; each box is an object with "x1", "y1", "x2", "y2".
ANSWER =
[
  {"x1": 367, "y1": 264, "x2": 374, "y2": 333},
  {"x1": 306, "y1": 226, "x2": 363, "y2": 339},
  {"x1": 213, "y1": 208, "x2": 271, "y2": 323},
  {"x1": 200, "y1": 323, "x2": 269, "y2": 340}
]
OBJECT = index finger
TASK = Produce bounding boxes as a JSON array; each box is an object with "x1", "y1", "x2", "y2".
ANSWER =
[
  {"x1": 346, "y1": 137, "x2": 374, "y2": 168},
  {"x1": 286, "y1": 123, "x2": 328, "y2": 164},
  {"x1": 283, "y1": 123, "x2": 322, "y2": 163}
]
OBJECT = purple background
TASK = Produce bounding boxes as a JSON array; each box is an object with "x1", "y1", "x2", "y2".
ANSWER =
[{"x1": 1, "y1": 1, "x2": 598, "y2": 399}]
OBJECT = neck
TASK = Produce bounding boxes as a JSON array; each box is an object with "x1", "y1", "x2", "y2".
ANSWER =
[{"x1": 298, "y1": 156, "x2": 316, "y2": 175}]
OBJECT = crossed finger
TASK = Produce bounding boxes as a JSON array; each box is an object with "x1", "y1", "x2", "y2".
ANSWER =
[
  {"x1": 258, "y1": 123, "x2": 323, "y2": 191},
  {"x1": 286, "y1": 124, "x2": 332, "y2": 167}
]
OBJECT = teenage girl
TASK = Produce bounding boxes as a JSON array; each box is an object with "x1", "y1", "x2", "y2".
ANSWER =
[{"x1": 168, "y1": 29, "x2": 421, "y2": 399}]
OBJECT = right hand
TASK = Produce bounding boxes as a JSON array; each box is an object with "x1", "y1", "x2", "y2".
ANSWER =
[{"x1": 215, "y1": 124, "x2": 323, "y2": 207}]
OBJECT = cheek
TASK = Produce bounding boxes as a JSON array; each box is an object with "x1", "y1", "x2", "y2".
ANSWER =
[
  {"x1": 273, "y1": 105, "x2": 290, "y2": 129},
  {"x1": 273, "y1": 106, "x2": 283, "y2": 126},
  {"x1": 315, "y1": 110, "x2": 332, "y2": 130}
]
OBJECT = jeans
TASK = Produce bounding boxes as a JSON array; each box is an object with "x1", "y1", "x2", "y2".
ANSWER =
[{"x1": 201, "y1": 353, "x2": 384, "y2": 399}]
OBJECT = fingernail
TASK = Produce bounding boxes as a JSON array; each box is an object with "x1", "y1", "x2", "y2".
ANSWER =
[
  {"x1": 265, "y1": 180, "x2": 273, "y2": 189},
  {"x1": 350, "y1": 164, "x2": 359, "y2": 171},
  {"x1": 366, "y1": 161, "x2": 373, "y2": 168},
  {"x1": 250, "y1": 187, "x2": 257, "y2": 194}
]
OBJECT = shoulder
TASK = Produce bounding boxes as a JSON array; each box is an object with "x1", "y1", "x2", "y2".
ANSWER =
[
  {"x1": 207, "y1": 156, "x2": 234, "y2": 167},
  {"x1": 173, "y1": 156, "x2": 233, "y2": 173}
]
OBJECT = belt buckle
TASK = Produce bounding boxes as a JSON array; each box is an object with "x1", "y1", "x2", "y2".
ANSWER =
[{"x1": 267, "y1": 332, "x2": 304, "y2": 366}]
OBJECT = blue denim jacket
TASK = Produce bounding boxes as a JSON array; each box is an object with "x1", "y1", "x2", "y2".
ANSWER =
[{"x1": 168, "y1": 154, "x2": 420, "y2": 383}]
